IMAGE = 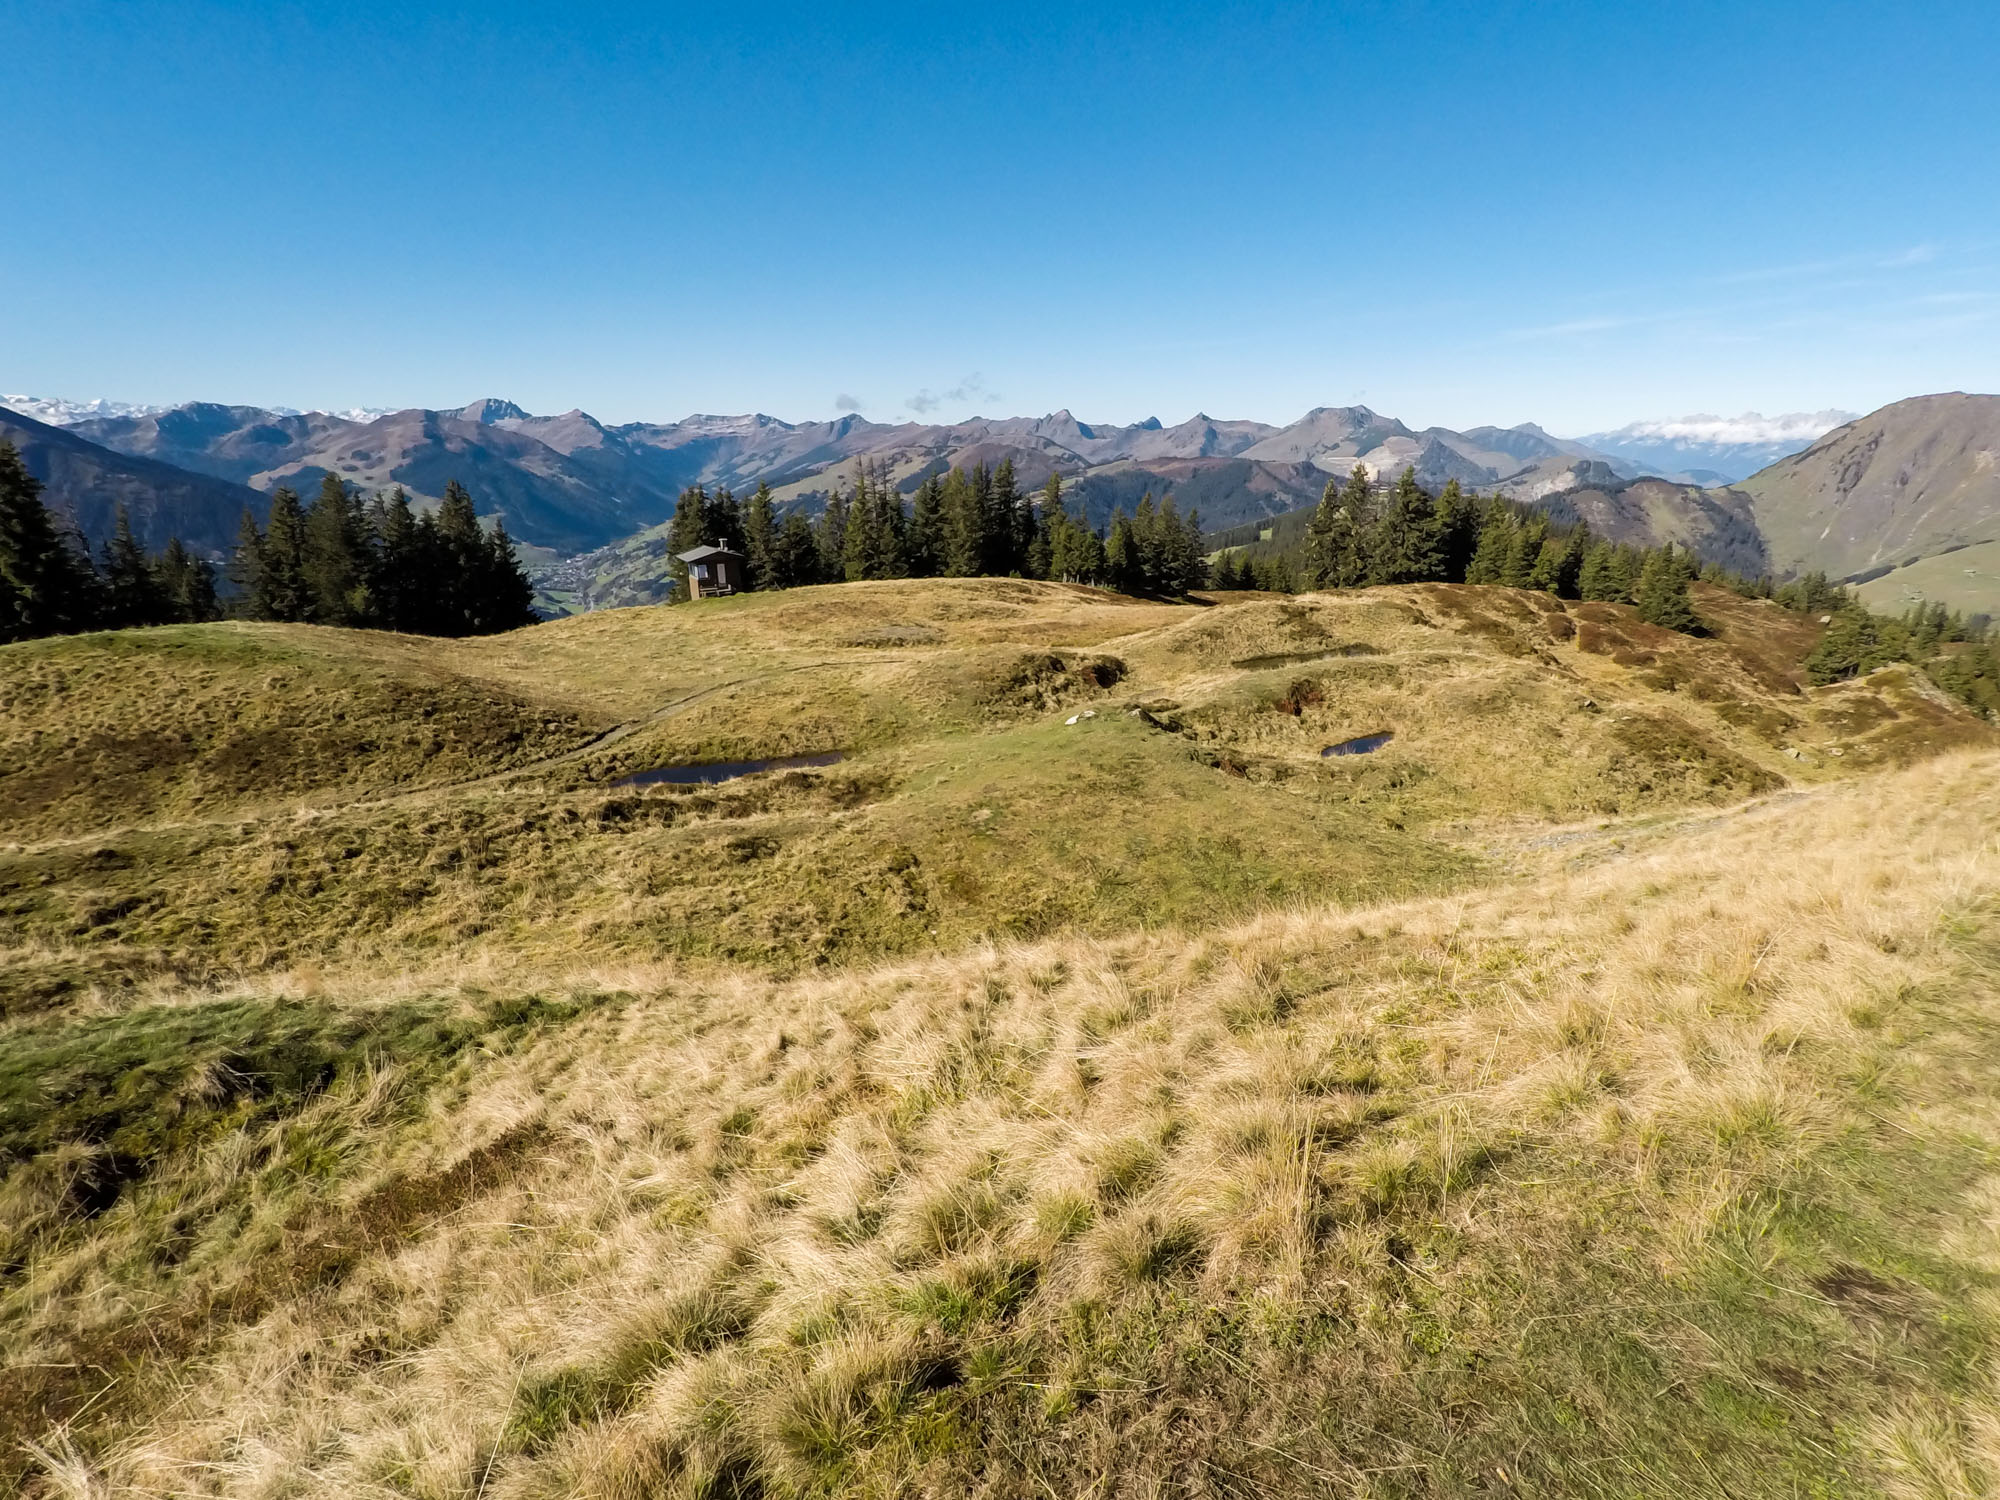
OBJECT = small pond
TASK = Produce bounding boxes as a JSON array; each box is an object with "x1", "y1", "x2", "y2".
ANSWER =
[
  {"x1": 1322, "y1": 731, "x2": 1394, "y2": 758},
  {"x1": 615, "y1": 751, "x2": 846, "y2": 788}
]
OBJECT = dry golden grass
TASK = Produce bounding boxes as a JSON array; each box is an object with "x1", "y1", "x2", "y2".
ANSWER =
[
  {"x1": 10, "y1": 749, "x2": 2000, "y2": 1497},
  {"x1": 11, "y1": 577, "x2": 1986, "y2": 1017}
]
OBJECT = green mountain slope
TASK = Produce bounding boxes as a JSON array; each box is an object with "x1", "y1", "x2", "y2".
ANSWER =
[{"x1": 1739, "y1": 392, "x2": 2000, "y2": 590}]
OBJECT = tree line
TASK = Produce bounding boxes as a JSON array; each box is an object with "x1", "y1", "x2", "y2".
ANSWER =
[
  {"x1": 664, "y1": 458, "x2": 1209, "y2": 600},
  {"x1": 1208, "y1": 466, "x2": 1710, "y2": 631},
  {"x1": 1207, "y1": 463, "x2": 2000, "y2": 714},
  {"x1": 230, "y1": 474, "x2": 535, "y2": 635},
  {"x1": 0, "y1": 437, "x2": 534, "y2": 644},
  {"x1": 1, "y1": 439, "x2": 220, "y2": 641}
]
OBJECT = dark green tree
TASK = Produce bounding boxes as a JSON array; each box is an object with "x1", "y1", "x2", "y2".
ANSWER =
[
  {"x1": 153, "y1": 537, "x2": 219, "y2": 622},
  {"x1": 940, "y1": 467, "x2": 984, "y2": 577},
  {"x1": 0, "y1": 439, "x2": 98, "y2": 640},
  {"x1": 743, "y1": 482, "x2": 777, "y2": 590},
  {"x1": 1371, "y1": 467, "x2": 1443, "y2": 584},
  {"x1": 303, "y1": 473, "x2": 367, "y2": 625},
  {"x1": 259, "y1": 486, "x2": 312, "y2": 622},
  {"x1": 100, "y1": 503, "x2": 167, "y2": 627},
  {"x1": 1465, "y1": 501, "x2": 1514, "y2": 585},
  {"x1": 907, "y1": 472, "x2": 945, "y2": 578},
  {"x1": 1635, "y1": 546, "x2": 1702, "y2": 633}
]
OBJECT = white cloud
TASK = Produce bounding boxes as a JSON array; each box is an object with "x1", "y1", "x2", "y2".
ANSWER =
[{"x1": 1606, "y1": 411, "x2": 1856, "y2": 445}]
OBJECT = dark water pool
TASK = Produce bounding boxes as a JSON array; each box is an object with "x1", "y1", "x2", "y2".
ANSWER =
[
  {"x1": 1322, "y1": 732, "x2": 1394, "y2": 757},
  {"x1": 616, "y1": 751, "x2": 846, "y2": 787}
]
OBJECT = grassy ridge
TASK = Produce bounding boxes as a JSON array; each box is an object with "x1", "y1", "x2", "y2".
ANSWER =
[
  {"x1": 6, "y1": 576, "x2": 2000, "y2": 1495},
  {"x1": 13, "y1": 579, "x2": 1979, "y2": 1014}
]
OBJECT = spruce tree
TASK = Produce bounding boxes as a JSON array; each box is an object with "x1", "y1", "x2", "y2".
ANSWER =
[
  {"x1": 1028, "y1": 473, "x2": 1060, "y2": 580},
  {"x1": 1372, "y1": 466, "x2": 1443, "y2": 584},
  {"x1": 1577, "y1": 540, "x2": 1621, "y2": 601},
  {"x1": 774, "y1": 513, "x2": 819, "y2": 588},
  {"x1": 303, "y1": 473, "x2": 366, "y2": 625},
  {"x1": 1300, "y1": 477, "x2": 1344, "y2": 590},
  {"x1": 1433, "y1": 479, "x2": 1479, "y2": 582},
  {"x1": 744, "y1": 483, "x2": 777, "y2": 590},
  {"x1": 100, "y1": 503, "x2": 166, "y2": 627},
  {"x1": 816, "y1": 485, "x2": 848, "y2": 583},
  {"x1": 154, "y1": 537, "x2": 219, "y2": 622},
  {"x1": 1501, "y1": 515, "x2": 1546, "y2": 589},
  {"x1": 907, "y1": 473, "x2": 944, "y2": 578},
  {"x1": 989, "y1": 459, "x2": 1023, "y2": 574},
  {"x1": 1635, "y1": 546, "x2": 1702, "y2": 633},
  {"x1": 666, "y1": 484, "x2": 711, "y2": 601},
  {"x1": 229, "y1": 507, "x2": 274, "y2": 619},
  {"x1": 259, "y1": 487, "x2": 312, "y2": 622},
  {"x1": 367, "y1": 487, "x2": 422, "y2": 630},
  {"x1": 433, "y1": 479, "x2": 487, "y2": 630},
  {"x1": 478, "y1": 518, "x2": 537, "y2": 632},
  {"x1": 940, "y1": 467, "x2": 983, "y2": 577},
  {"x1": 1106, "y1": 510, "x2": 1138, "y2": 593},
  {"x1": 0, "y1": 438, "x2": 97, "y2": 640},
  {"x1": 1465, "y1": 501, "x2": 1514, "y2": 585}
]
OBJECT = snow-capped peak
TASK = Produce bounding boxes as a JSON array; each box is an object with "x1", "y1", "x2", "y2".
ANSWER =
[{"x1": 2, "y1": 393, "x2": 173, "y2": 426}]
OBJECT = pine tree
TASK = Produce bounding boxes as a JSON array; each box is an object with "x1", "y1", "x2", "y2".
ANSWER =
[
  {"x1": 1433, "y1": 479, "x2": 1479, "y2": 582},
  {"x1": 989, "y1": 459, "x2": 1023, "y2": 574},
  {"x1": 478, "y1": 518, "x2": 537, "y2": 632},
  {"x1": 773, "y1": 513, "x2": 819, "y2": 588},
  {"x1": 367, "y1": 487, "x2": 422, "y2": 630},
  {"x1": 0, "y1": 438, "x2": 97, "y2": 640},
  {"x1": 1465, "y1": 501, "x2": 1514, "y2": 585},
  {"x1": 259, "y1": 487, "x2": 312, "y2": 622},
  {"x1": 433, "y1": 479, "x2": 487, "y2": 631},
  {"x1": 1028, "y1": 473, "x2": 1060, "y2": 579},
  {"x1": 940, "y1": 467, "x2": 983, "y2": 577},
  {"x1": 303, "y1": 473, "x2": 366, "y2": 625},
  {"x1": 1635, "y1": 546, "x2": 1702, "y2": 633},
  {"x1": 1300, "y1": 477, "x2": 1344, "y2": 590},
  {"x1": 907, "y1": 473, "x2": 944, "y2": 578},
  {"x1": 1577, "y1": 539, "x2": 1622, "y2": 601},
  {"x1": 154, "y1": 537, "x2": 218, "y2": 622},
  {"x1": 816, "y1": 485, "x2": 848, "y2": 583},
  {"x1": 1372, "y1": 467, "x2": 1442, "y2": 584},
  {"x1": 744, "y1": 483, "x2": 777, "y2": 590},
  {"x1": 100, "y1": 503, "x2": 166, "y2": 627}
]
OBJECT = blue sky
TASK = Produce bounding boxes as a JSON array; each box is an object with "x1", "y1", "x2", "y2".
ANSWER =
[{"x1": 3, "y1": 0, "x2": 1996, "y2": 434}]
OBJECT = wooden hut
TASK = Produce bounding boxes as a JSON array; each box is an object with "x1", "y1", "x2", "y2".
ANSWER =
[{"x1": 677, "y1": 543, "x2": 746, "y2": 599}]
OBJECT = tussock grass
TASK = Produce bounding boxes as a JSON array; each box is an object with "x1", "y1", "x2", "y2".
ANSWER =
[{"x1": 9, "y1": 751, "x2": 2000, "y2": 1495}]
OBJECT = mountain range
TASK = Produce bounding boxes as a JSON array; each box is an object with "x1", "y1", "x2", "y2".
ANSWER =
[
  {"x1": 7, "y1": 395, "x2": 1701, "y2": 558},
  {"x1": 6, "y1": 389, "x2": 1996, "y2": 617}
]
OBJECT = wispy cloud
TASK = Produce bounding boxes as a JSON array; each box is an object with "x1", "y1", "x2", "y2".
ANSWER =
[
  {"x1": 834, "y1": 393, "x2": 863, "y2": 412},
  {"x1": 906, "y1": 373, "x2": 999, "y2": 416}
]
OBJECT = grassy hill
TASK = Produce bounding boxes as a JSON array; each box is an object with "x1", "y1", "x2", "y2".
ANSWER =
[
  {"x1": 1855, "y1": 538, "x2": 2000, "y2": 618},
  {"x1": 1739, "y1": 394, "x2": 2000, "y2": 604},
  {"x1": 6, "y1": 577, "x2": 2000, "y2": 1496}
]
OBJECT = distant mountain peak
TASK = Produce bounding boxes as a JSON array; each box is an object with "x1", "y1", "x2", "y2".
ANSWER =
[
  {"x1": 459, "y1": 398, "x2": 531, "y2": 424},
  {"x1": 3, "y1": 393, "x2": 174, "y2": 426}
]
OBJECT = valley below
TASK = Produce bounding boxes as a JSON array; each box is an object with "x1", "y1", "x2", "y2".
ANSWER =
[{"x1": 7, "y1": 577, "x2": 2000, "y2": 1497}]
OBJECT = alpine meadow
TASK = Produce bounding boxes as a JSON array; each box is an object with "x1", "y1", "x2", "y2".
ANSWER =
[{"x1": 11, "y1": 2, "x2": 2000, "y2": 1495}]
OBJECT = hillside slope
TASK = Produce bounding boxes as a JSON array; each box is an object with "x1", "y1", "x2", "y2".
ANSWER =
[
  {"x1": 0, "y1": 407, "x2": 268, "y2": 554},
  {"x1": 1740, "y1": 393, "x2": 2000, "y2": 587},
  {"x1": 4, "y1": 578, "x2": 1988, "y2": 1015},
  {"x1": 7, "y1": 723, "x2": 2000, "y2": 1495}
]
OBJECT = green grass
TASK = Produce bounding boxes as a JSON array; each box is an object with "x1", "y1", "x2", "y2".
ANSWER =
[{"x1": 1855, "y1": 538, "x2": 2000, "y2": 619}]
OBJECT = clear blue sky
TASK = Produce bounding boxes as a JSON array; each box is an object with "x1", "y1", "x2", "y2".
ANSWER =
[{"x1": 4, "y1": 1, "x2": 1996, "y2": 433}]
